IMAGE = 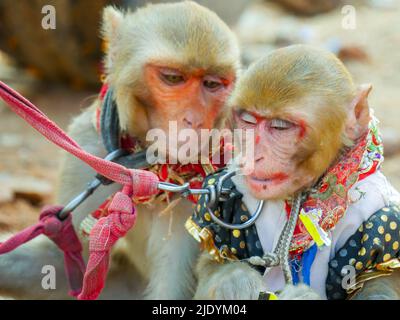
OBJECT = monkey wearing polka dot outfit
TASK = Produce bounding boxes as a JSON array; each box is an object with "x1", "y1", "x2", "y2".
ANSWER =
[{"x1": 186, "y1": 45, "x2": 400, "y2": 300}]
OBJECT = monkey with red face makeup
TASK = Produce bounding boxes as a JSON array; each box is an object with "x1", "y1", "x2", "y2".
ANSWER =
[{"x1": 187, "y1": 45, "x2": 400, "y2": 300}]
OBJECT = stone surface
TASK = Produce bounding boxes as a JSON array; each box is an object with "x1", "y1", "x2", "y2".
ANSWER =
[{"x1": 0, "y1": 174, "x2": 53, "y2": 205}]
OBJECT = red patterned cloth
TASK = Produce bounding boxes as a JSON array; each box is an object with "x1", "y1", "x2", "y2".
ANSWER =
[{"x1": 286, "y1": 117, "x2": 384, "y2": 255}]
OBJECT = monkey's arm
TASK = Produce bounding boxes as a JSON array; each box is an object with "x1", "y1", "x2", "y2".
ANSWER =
[
  {"x1": 143, "y1": 205, "x2": 201, "y2": 300},
  {"x1": 194, "y1": 252, "x2": 266, "y2": 300},
  {"x1": 0, "y1": 232, "x2": 70, "y2": 299}
]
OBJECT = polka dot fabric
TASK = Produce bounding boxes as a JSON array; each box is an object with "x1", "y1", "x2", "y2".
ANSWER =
[
  {"x1": 191, "y1": 170, "x2": 264, "y2": 265},
  {"x1": 326, "y1": 204, "x2": 400, "y2": 300}
]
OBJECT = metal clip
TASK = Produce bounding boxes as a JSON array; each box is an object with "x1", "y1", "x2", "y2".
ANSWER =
[
  {"x1": 159, "y1": 169, "x2": 264, "y2": 230},
  {"x1": 157, "y1": 181, "x2": 211, "y2": 198},
  {"x1": 158, "y1": 181, "x2": 191, "y2": 194},
  {"x1": 57, "y1": 149, "x2": 128, "y2": 220}
]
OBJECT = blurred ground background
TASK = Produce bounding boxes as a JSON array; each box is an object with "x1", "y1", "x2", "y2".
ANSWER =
[{"x1": 0, "y1": 0, "x2": 399, "y2": 235}]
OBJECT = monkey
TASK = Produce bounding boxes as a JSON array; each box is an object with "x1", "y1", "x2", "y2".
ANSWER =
[
  {"x1": 187, "y1": 44, "x2": 400, "y2": 300},
  {"x1": 0, "y1": 1, "x2": 240, "y2": 299}
]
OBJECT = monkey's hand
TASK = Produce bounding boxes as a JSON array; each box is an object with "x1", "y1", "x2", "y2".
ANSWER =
[
  {"x1": 194, "y1": 252, "x2": 265, "y2": 300},
  {"x1": 278, "y1": 284, "x2": 322, "y2": 300},
  {"x1": 351, "y1": 270, "x2": 400, "y2": 300}
]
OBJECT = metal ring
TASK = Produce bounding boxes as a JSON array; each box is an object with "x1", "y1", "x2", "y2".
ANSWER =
[
  {"x1": 205, "y1": 185, "x2": 217, "y2": 208},
  {"x1": 207, "y1": 200, "x2": 264, "y2": 230},
  {"x1": 216, "y1": 170, "x2": 237, "y2": 195}
]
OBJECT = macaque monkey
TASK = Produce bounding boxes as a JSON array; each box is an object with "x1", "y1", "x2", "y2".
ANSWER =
[
  {"x1": 191, "y1": 45, "x2": 400, "y2": 300},
  {"x1": 0, "y1": 1, "x2": 240, "y2": 299}
]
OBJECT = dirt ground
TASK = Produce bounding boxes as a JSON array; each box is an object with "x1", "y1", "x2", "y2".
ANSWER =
[{"x1": 0, "y1": 0, "x2": 399, "y2": 244}]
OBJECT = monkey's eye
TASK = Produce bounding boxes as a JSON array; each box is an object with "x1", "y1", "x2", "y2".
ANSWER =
[
  {"x1": 270, "y1": 119, "x2": 294, "y2": 130},
  {"x1": 239, "y1": 111, "x2": 258, "y2": 125},
  {"x1": 203, "y1": 76, "x2": 223, "y2": 92},
  {"x1": 159, "y1": 69, "x2": 186, "y2": 85}
]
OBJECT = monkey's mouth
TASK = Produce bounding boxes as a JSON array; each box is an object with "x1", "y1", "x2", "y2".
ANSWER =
[
  {"x1": 250, "y1": 176, "x2": 273, "y2": 183},
  {"x1": 247, "y1": 172, "x2": 289, "y2": 186}
]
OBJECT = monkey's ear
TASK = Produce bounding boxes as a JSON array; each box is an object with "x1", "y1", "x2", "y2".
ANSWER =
[
  {"x1": 345, "y1": 84, "x2": 372, "y2": 141},
  {"x1": 102, "y1": 6, "x2": 124, "y2": 44},
  {"x1": 102, "y1": 6, "x2": 125, "y2": 69}
]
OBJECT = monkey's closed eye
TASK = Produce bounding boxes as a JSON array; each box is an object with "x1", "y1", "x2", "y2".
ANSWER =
[
  {"x1": 239, "y1": 111, "x2": 258, "y2": 125},
  {"x1": 270, "y1": 119, "x2": 294, "y2": 130}
]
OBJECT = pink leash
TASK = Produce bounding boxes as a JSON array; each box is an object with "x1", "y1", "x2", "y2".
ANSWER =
[{"x1": 0, "y1": 81, "x2": 159, "y2": 299}]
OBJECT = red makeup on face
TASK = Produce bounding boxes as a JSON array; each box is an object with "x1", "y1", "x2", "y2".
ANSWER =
[
  {"x1": 246, "y1": 172, "x2": 289, "y2": 193},
  {"x1": 297, "y1": 119, "x2": 307, "y2": 139},
  {"x1": 234, "y1": 108, "x2": 311, "y2": 200}
]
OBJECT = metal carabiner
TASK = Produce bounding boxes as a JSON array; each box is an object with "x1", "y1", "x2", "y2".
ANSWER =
[
  {"x1": 206, "y1": 169, "x2": 265, "y2": 230},
  {"x1": 157, "y1": 181, "x2": 212, "y2": 199},
  {"x1": 57, "y1": 149, "x2": 128, "y2": 220},
  {"x1": 157, "y1": 181, "x2": 191, "y2": 193}
]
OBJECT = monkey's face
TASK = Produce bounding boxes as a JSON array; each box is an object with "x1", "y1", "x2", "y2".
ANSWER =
[
  {"x1": 235, "y1": 109, "x2": 315, "y2": 200},
  {"x1": 143, "y1": 64, "x2": 234, "y2": 162}
]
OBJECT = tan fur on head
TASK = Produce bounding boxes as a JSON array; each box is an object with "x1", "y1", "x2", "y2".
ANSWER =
[
  {"x1": 229, "y1": 44, "x2": 358, "y2": 185},
  {"x1": 101, "y1": 1, "x2": 241, "y2": 139},
  {"x1": 230, "y1": 44, "x2": 356, "y2": 111}
]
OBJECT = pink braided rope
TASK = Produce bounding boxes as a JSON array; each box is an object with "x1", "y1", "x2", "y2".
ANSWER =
[
  {"x1": 78, "y1": 186, "x2": 135, "y2": 300},
  {"x1": 0, "y1": 205, "x2": 85, "y2": 297},
  {"x1": 0, "y1": 81, "x2": 159, "y2": 299}
]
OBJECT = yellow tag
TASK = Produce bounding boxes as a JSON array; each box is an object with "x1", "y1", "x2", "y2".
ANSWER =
[
  {"x1": 299, "y1": 209, "x2": 331, "y2": 247},
  {"x1": 259, "y1": 291, "x2": 279, "y2": 300},
  {"x1": 268, "y1": 293, "x2": 278, "y2": 300}
]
